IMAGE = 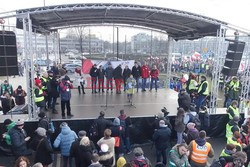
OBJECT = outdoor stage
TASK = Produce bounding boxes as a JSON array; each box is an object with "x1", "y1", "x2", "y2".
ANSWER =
[{"x1": 48, "y1": 88, "x2": 179, "y2": 120}]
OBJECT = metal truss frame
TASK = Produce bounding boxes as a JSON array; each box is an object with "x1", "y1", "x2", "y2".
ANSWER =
[{"x1": 166, "y1": 37, "x2": 173, "y2": 88}]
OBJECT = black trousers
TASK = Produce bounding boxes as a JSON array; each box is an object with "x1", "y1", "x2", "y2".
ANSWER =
[
  {"x1": 61, "y1": 100, "x2": 71, "y2": 117},
  {"x1": 78, "y1": 82, "x2": 85, "y2": 94}
]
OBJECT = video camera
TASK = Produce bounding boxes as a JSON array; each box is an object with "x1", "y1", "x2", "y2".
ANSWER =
[{"x1": 161, "y1": 107, "x2": 169, "y2": 117}]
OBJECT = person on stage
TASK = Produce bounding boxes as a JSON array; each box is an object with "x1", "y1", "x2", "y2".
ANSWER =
[
  {"x1": 195, "y1": 76, "x2": 209, "y2": 112},
  {"x1": 123, "y1": 65, "x2": 131, "y2": 92},
  {"x1": 90, "y1": 64, "x2": 98, "y2": 94},
  {"x1": 150, "y1": 65, "x2": 159, "y2": 92},
  {"x1": 113, "y1": 64, "x2": 123, "y2": 94},
  {"x1": 225, "y1": 76, "x2": 241, "y2": 108},
  {"x1": 126, "y1": 74, "x2": 136, "y2": 103},
  {"x1": 186, "y1": 73, "x2": 197, "y2": 102},
  {"x1": 141, "y1": 61, "x2": 150, "y2": 92},
  {"x1": 97, "y1": 65, "x2": 105, "y2": 93},
  {"x1": 131, "y1": 62, "x2": 141, "y2": 93},
  {"x1": 105, "y1": 63, "x2": 114, "y2": 93}
]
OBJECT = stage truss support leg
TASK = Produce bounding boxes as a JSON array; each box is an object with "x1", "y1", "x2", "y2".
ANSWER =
[
  {"x1": 239, "y1": 37, "x2": 250, "y2": 113},
  {"x1": 166, "y1": 36, "x2": 173, "y2": 88},
  {"x1": 210, "y1": 26, "x2": 227, "y2": 114},
  {"x1": 21, "y1": 14, "x2": 36, "y2": 120}
]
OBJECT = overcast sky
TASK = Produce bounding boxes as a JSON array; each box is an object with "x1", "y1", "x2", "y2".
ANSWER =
[{"x1": 1, "y1": 0, "x2": 250, "y2": 41}]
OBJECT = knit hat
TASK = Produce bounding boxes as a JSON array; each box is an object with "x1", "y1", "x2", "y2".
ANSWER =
[
  {"x1": 35, "y1": 79, "x2": 41, "y2": 86},
  {"x1": 100, "y1": 144, "x2": 109, "y2": 153},
  {"x1": 36, "y1": 127, "x2": 46, "y2": 137},
  {"x1": 38, "y1": 112, "x2": 45, "y2": 118},
  {"x1": 187, "y1": 122, "x2": 196, "y2": 130},
  {"x1": 60, "y1": 122, "x2": 68, "y2": 128},
  {"x1": 189, "y1": 106, "x2": 196, "y2": 112},
  {"x1": 117, "y1": 157, "x2": 126, "y2": 167},
  {"x1": 3, "y1": 119, "x2": 12, "y2": 126},
  {"x1": 113, "y1": 118, "x2": 120, "y2": 126},
  {"x1": 16, "y1": 119, "x2": 24, "y2": 126}
]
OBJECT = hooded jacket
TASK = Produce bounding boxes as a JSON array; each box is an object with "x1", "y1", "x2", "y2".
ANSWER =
[
  {"x1": 169, "y1": 145, "x2": 190, "y2": 167},
  {"x1": 113, "y1": 66, "x2": 123, "y2": 79},
  {"x1": 152, "y1": 126, "x2": 171, "y2": 150},
  {"x1": 5, "y1": 121, "x2": 16, "y2": 145},
  {"x1": 59, "y1": 80, "x2": 73, "y2": 101},
  {"x1": 105, "y1": 67, "x2": 114, "y2": 79},
  {"x1": 53, "y1": 126, "x2": 78, "y2": 156}
]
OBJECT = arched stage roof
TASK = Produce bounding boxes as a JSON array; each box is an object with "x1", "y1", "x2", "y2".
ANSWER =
[{"x1": 14, "y1": 3, "x2": 228, "y2": 40}]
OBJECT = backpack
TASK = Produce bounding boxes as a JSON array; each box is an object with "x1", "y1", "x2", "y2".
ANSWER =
[
  {"x1": 189, "y1": 113, "x2": 201, "y2": 128},
  {"x1": 89, "y1": 121, "x2": 99, "y2": 137},
  {"x1": 130, "y1": 159, "x2": 149, "y2": 167}
]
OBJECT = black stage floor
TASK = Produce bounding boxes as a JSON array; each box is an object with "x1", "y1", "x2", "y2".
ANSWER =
[{"x1": 47, "y1": 88, "x2": 179, "y2": 120}]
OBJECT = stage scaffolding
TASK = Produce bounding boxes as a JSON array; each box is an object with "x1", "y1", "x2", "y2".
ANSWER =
[{"x1": 1, "y1": 3, "x2": 250, "y2": 119}]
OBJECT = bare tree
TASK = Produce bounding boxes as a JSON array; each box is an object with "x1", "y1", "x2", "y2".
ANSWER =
[{"x1": 74, "y1": 26, "x2": 85, "y2": 53}]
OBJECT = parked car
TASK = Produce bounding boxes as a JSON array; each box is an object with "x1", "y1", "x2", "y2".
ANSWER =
[
  {"x1": 64, "y1": 63, "x2": 81, "y2": 73},
  {"x1": 107, "y1": 57, "x2": 123, "y2": 61},
  {"x1": 69, "y1": 60, "x2": 82, "y2": 65}
]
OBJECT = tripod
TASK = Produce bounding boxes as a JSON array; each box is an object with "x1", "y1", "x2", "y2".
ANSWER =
[{"x1": 101, "y1": 90, "x2": 114, "y2": 110}]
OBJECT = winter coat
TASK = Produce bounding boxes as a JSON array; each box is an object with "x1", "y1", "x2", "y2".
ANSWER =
[
  {"x1": 152, "y1": 117, "x2": 172, "y2": 130},
  {"x1": 185, "y1": 128, "x2": 199, "y2": 145},
  {"x1": 95, "y1": 116, "x2": 112, "y2": 139},
  {"x1": 8, "y1": 126, "x2": 30, "y2": 156},
  {"x1": 78, "y1": 144, "x2": 93, "y2": 167},
  {"x1": 178, "y1": 92, "x2": 191, "y2": 111},
  {"x1": 105, "y1": 67, "x2": 114, "y2": 79},
  {"x1": 59, "y1": 80, "x2": 73, "y2": 101},
  {"x1": 70, "y1": 138, "x2": 96, "y2": 167},
  {"x1": 175, "y1": 115, "x2": 185, "y2": 132},
  {"x1": 13, "y1": 89, "x2": 26, "y2": 105},
  {"x1": 5, "y1": 121, "x2": 16, "y2": 145},
  {"x1": 131, "y1": 66, "x2": 141, "y2": 79},
  {"x1": 99, "y1": 151, "x2": 114, "y2": 167},
  {"x1": 49, "y1": 77, "x2": 60, "y2": 97},
  {"x1": 169, "y1": 145, "x2": 190, "y2": 167},
  {"x1": 90, "y1": 67, "x2": 99, "y2": 77},
  {"x1": 141, "y1": 65, "x2": 150, "y2": 78},
  {"x1": 29, "y1": 135, "x2": 53, "y2": 165},
  {"x1": 38, "y1": 117, "x2": 49, "y2": 131},
  {"x1": 110, "y1": 125, "x2": 125, "y2": 154},
  {"x1": 53, "y1": 126, "x2": 78, "y2": 156},
  {"x1": 123, "y1": 68, "x2": 131, "y2": 80},
  {"x1": 0, "y1": 83, "x2": 13, "y2": 96},
  {"x1": 152, "y1": 126, "x2": 171, "y2": 150},
  {"x1": 0, "y1": 96, "x2": 15, "y2": 114},
  {"x1": 98, "y1": 69, "x2": 105, "y2": 80},
  {"x1": 97, "y1": 137, "x2": 116, "y2": 166},
  {"x1": 150, "y1": 69, "x2": 159, "y2": 79},
  {"x1": 113, "y1": 66, "x2": 123, "y2": 79}
]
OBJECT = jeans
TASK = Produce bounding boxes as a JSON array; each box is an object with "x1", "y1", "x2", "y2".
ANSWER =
[
  {"x1": 98, "y1": 79, "x2": 104, "y2": 91},
  {"x1": 177, "y1": 132, "x2": 183, "y2": 144},
  {"x1": 61, "y1": 100, "x2": 71, "y2": 117},
  {"x1": 196, "y1": 95, "x2": 207, "y2": 112},
  {"x1": 156, "y1": 148, "x2": 170, "y2": 165},
  {"x1": 51, "y1": 97, "x2": 57, "y2": 111},
  {"x1": 106, "y1": 78, "x2": 113, "y2": 90},
  {"x1": 91, "y1": 77, "x2": 97, "y2": 92},
  {"x1": 150, "y1": 78, "x2": 158, "y2": 90},
  {"x1": 134, "y1": 77, "x2": 139, "y2": 92},
  {"x1": 226, "y1": 98, "x2": 233, "y2": 108},
  {"x1": 125, "y1": 137, "x2": 131, "y2": 152},
  {"x1": 62, "y1": 156, "x2": 72, "y2": 167},
  {"x1": 142, "y1": 78, "x2": 147, "y2": 91}
]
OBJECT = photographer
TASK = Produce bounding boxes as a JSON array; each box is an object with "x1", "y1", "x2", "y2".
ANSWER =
[
  {"x1": 13, "y1": 85, "x2": 27, "y2": 105},
  {"x1": 152, "y1": 107, "x2": 172, "y2": 130},
  {"x1": 59, "y1": 75, "x2": 74, "y2": 119}
]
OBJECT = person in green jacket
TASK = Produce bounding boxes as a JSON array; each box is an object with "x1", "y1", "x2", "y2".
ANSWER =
[
  {"x1": 168, "y1": 143, "x2": 190, "y2": 167},
  {"x1": 2, "y1": 119, "x2": 16, "y2": 146}
]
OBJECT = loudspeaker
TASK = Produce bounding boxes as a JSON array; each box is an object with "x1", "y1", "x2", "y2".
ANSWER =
[
  {"x1": 222, "y1": 40, "x2": 245, "y2": 76},
  {"x1": 0, "y1": 31, "x2": 18, "y2": 76}
]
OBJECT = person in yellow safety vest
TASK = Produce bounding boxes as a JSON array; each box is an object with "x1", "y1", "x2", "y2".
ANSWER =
[
  {"x1": 40, "y1": 72, "x2": 49, "y2": 91},
  {"x1": 201, "y1": 63, "x2": 205, "y2": 73},
  {"x1": 189, "y1": 130, "x2": 214, "y2": 167},
  {"x1": 225, "y1": 76, "x2": 241, "y2": 108},
  {"x1": 219, "y1": 144, "x2": 236, "y2": 166},
  {"x1": 168, "y1": 143, "x2": 191, "y2": 167},
  {"x1": 34, "y1": 79, "x2": 46, "y2": 112},
  {"x1": 195, "y1": 76, "x2": 209, "y2": 112},
  {"x1": 219, "y1": 75, "x2": 224, "y2": 91},
  {"x1": 227, "y1": 100, "x2": 240, "y2": 121},
  {"x1": 227, "y1": 131, "x2": 242, "y2": 151},
  {"x1": 186, "y1": 73, "x2": 197, "y2": 102},
  {"x1": 226, "y1": 116, "x2": 240, "y2": 140}
]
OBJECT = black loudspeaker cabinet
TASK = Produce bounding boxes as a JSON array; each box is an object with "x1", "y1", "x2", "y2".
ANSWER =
[
  {"x1": 222, "y1": 40, "x2": 245, "y2": 76},
  {"x1": 0, "y1": 31, "x2": 18, "y2": 76}
]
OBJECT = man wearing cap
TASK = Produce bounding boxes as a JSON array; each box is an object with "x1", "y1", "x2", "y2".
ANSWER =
[
  {"x1": 13, "y1": 85, "x2": 27, "y2": 105},
  {"x1": 60, "y1": 76, "x2": 74, "y2": 118},
  {"x1": 0, "y1": 80, "x2": 13, "y2": 96},
  {"x1": 105, "y1": 63, "x2": 114, "y2": 93},
  {"x1": 90, "y1": 64, "x2": 98, "y2": 93},
  {"x1": 132, "y1": 62, "x2": 141, "y2": 93},
  {"x1": 189, "y1": 131, "x2": 214, "y2": 167},
  {"x1": 152, "y1": 120, "x2": 171, "y2": 165},
  {"x1": 70, "y1": 130, "x2": 96, "y2": 167},
  {"x1": 8, "y1": 119, "x2": 31, "y2": 159},
  {"x1": 34, "y1": 78, "x2": 46, "y2": 112},
  {"x1": 225, "y1": 76, "x2": 241, "y2": 108},
  {"x1": 226, "y1": 116, "x2": 240, "y2": 140},
  {"x1": 113, "y1": 64, "x2": 123, "y2": 94}
]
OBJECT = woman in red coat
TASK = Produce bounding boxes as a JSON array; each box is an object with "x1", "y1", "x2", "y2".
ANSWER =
[{"x1": 150, "y1": 65, "x2": 159, "y2": 92}]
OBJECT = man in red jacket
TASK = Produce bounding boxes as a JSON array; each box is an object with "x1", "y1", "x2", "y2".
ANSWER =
[
  {"x1": 150, "y1": 65, "x2": 159, "y2": 92},
  {"x1": 141, "y1": 62, "x2": 150, "y2": 92}
]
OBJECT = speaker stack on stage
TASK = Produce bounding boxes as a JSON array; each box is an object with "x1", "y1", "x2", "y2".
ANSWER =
[
  {"x1": 0, "y1": 30, "x2": 18, "y2": 76},
  {"x1": 222, "y1": 39, "x2": 245, "y2": 76}
]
